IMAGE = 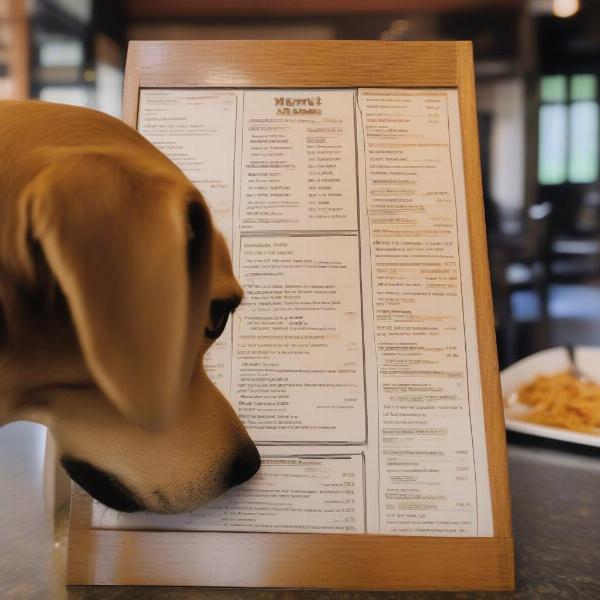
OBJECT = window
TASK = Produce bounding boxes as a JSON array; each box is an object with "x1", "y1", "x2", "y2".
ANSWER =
[{"x1": 538, "y1": 74, "x2": 599, "y2": 185}]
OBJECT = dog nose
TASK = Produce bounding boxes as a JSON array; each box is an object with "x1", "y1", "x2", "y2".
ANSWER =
[
  {"x1": 60, "y1": 457, "x2": 143, "y2": 512},
  {"x1": 228, "y1": 443, "x2": 261, "y2": 488}
]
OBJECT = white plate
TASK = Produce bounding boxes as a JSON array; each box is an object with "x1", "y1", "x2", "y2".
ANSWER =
[{"x1": 500, "y1": 346, "x2": 600, "y2": 447}]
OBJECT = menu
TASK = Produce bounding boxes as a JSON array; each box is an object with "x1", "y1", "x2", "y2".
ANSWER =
[{"x1": 92, "y1": 88, "x2": 494, "y2": 536}]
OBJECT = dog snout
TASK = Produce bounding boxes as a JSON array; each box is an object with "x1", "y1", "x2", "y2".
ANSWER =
[
  {"x1": 227, "y1": 442, "x2": 261, "y2": 488},
  {"x1": 60, "y1": 457, "x2": 143, "y2": 512}
]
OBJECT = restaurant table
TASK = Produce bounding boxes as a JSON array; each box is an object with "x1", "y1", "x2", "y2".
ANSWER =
[{"x1": 1, "y1": 422, "x2": 599, "y2": 599}]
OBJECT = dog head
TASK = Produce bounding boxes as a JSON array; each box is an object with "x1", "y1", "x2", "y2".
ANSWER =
[{"x1": 0, "y1": 146, "x2": 259, "y2": 513}]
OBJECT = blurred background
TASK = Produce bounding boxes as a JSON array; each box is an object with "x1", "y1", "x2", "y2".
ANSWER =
[{"x1": 1, "y1": 0, "x2": 599, "y2": 369}]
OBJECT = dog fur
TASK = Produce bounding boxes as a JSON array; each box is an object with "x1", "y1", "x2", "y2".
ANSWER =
[{"x1": 0, "y1": 100, "x2": 259, "y2": 513}]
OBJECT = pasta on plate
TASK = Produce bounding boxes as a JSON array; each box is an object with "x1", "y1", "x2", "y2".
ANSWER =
[{"x1": 511, "y1": 372, "x2": 600, "y2": 434}]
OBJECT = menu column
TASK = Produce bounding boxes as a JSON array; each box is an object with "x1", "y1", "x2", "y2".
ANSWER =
[
  {"x1": 232, "y1": 90, "x2": 366, "y2": 444},
  {"x1": 358, "y1": 89, "x2": 480, "y2": 536}
]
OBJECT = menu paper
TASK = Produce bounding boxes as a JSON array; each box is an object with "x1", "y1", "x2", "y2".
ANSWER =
[{"x1": 93, "y1": 88, "x2": 494, "y2": 536}]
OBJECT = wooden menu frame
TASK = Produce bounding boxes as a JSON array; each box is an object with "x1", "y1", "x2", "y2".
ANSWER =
[{"x1": 67, "y1": 41, "x2": 514, "y2": 591}]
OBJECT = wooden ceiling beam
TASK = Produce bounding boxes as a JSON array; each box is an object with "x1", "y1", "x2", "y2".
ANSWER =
[{"x1": 126, "y1": 0, "x2": 524, "y2": 20}]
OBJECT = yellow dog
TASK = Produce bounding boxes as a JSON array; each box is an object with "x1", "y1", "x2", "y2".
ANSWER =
[{"x1": 0, "y1": 100, "x2": 259, "y2": 513}]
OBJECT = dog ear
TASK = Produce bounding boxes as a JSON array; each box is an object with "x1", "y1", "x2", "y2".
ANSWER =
[{"x1": 18, "y1": 152, "x2": 212, "y2": 430}]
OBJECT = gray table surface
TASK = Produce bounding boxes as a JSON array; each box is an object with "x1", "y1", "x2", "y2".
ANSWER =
[{"x1": 1, "y1": 422, "x2": 599, "y2": 599}]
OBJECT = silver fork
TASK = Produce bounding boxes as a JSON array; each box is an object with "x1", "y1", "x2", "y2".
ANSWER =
[{"x1": 566, "y1": 345, "x2": 586, "y2": 380}]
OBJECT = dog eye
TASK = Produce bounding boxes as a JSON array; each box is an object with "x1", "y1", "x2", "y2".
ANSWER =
[
  {"x1": 205, "y1": 299, "x2": 235, "y2": 339},
  {"x1": 187, "y1": 201, "x2": 207, "y2": 276}
]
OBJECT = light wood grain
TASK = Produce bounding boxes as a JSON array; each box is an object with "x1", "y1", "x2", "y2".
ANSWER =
[
  {"x1": 122, "y1": 45, "x2": 140, "y2": 127},
  {"x1": 67, "y1": 527, "x2": 514, "y2": 590},
  {"x1": 457, "y1": 42, "x2": 513, "y2": 541},
  {"x1": 71, "y1": 40, "x2": 514, "y2": 592},
  {"x1": 68, "y1": 486, "x2": 514, "y2": 589},
  {"x1": 123, "y1": 40, "x2": 460, "y2": 127},
  {"x1": 123, "y1": 40, "x2": 457, "y2": 102}
]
